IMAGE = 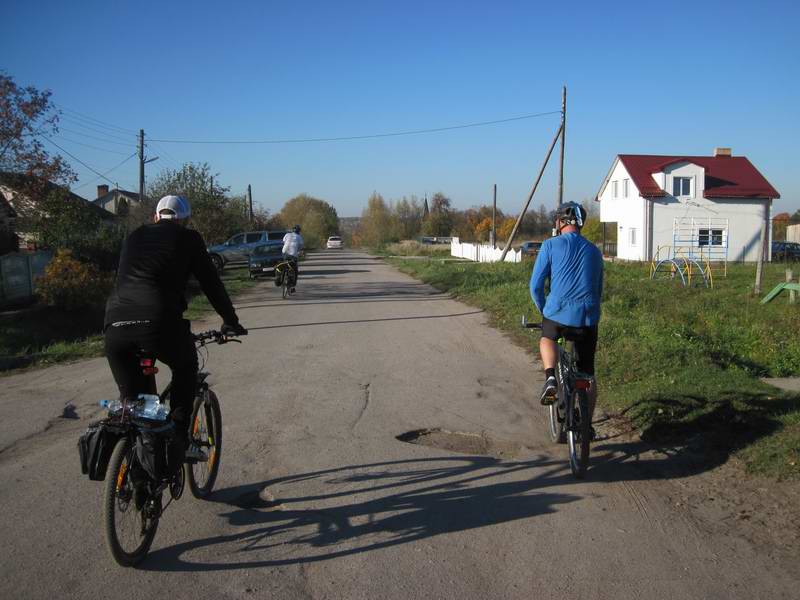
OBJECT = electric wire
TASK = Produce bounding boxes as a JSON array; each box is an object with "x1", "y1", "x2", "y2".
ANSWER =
[
  {"x1": 58, "y1": 115, "x2": 137, "y2": 143},
  {"x1": 54, "y1": 135, "x2": 132, "y2": 156},
  {"x1": 149, "y1": 110, "x2": 561, "y2": 144},
  {"x1": 59, "y1": 126, "x2": 137, "y2": 147},
  {"x1": 57, "y1": 106, "x2": 137, "y2": 134},
  {"x1": 40, "y1": 134, "x2": 128, "y2": 186},
  {"x1": 72, "y1": 152, "x2": 138, "y2": 191}
]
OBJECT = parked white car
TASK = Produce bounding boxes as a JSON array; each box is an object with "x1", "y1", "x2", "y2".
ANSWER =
[{"x1": 326, "y1": 236, "x2": 343, "y2": 249}]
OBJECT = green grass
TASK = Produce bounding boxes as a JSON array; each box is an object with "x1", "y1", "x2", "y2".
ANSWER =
[
  {"x1": 374, "y1": 241, "x2": 453, "y2": 257},
  {"x1": 388, "y1": 256, "x2": 800, "y2": 480},
  {"x1": 0, "y1": 267, "x2": 256, "y2": 373}
]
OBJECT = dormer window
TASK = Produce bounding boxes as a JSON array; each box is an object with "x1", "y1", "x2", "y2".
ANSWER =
[{"x1": 673, "y1": 177, "x2": 692, "y2": 197}]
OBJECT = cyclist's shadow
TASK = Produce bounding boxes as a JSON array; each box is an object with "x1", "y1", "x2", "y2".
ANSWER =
[{"x1": 145, "y1": 454, "x2": 579, "y2": 571}]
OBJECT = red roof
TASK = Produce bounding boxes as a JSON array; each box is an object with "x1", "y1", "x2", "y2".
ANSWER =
[{"x1": 617, "y1": 154, "x2": 780, "y2": 199}]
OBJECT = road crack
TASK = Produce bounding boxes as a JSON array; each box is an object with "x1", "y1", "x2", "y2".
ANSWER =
[{"x1": 352, "y1": 382, "x2": 371, "y2": 429}]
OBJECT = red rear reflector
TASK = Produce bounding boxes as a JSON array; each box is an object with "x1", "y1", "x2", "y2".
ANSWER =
[
  {"x1": 142, "y1": 367, "x2": 159, "y2": 376},
  {"x1": 575, "y1": 379, "x2": 592, "y2": 390},
  {"x1": 140, "y1": 358, "x2": 155, "y2": 367}
]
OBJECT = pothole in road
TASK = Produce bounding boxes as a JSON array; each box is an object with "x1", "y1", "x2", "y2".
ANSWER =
[{"x1": 396, "y1": 428, "x2": 523, "y2": 458}]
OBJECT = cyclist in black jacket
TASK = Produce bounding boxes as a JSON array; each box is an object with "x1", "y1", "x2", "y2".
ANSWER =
[{"x1": 104, "y1": 195, "x2": 246, "y2": 462}]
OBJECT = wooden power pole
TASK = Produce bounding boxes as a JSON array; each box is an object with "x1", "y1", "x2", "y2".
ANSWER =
[
  {"x1": 499, "y1": 122, "x2": 563, "y2": 262},
  {"x1": 138, "y1": 129, "x2": 158, "y2": 204},
  {"x1": 557, "y1": 86, "x2": 566, "y2": 208},
  {"x1": 247, "y1": 185, "x2": 253, "y2": 223},
  {"x1": 491, "y1": 184, "x2": 497, "y2": 248}
]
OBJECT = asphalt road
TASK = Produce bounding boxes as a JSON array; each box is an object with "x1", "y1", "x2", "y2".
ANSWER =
[{"x1": 1, "y1": 250, "x2": 797, "y2": 599}]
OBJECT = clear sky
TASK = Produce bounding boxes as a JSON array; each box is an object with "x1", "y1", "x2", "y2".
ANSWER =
[{"x1": 2, "y1": 0, "x2": 798, "y2": 217}]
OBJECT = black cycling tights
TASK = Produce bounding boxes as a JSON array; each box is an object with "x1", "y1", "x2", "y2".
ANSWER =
[{"x1": 104, "y1": 319, "x2": 198, "y2": 438}]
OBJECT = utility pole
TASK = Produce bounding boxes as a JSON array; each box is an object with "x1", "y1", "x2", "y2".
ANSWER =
[
  {"x1": 247, "y1": 185, "x2": 253, "y2": 223},
  {"x1": 491, "y1": 184, "x2": 497, "y2": 248},
  {"x1": 557, "y1": 86, "x2": 566, "y2": 208},
  {"x1": 499, "y1": 122, "x2": 564, "y2": 262},
  {"x1": 210, "y1": 175, "x2": 214, "y2": 196},
  {"x1": 138, "y1": 129, "x2": 158, "y2": 204}
]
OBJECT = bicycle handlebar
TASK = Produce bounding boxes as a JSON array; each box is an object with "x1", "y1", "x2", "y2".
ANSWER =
[
  {"x1": 193, "y1": 330, "x2": 244, "y2": 346},
  {"x1": 521, "y1": 315, "x2": 543, "y2": 330}
]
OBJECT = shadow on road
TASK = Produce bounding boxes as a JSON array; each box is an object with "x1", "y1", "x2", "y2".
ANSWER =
[
  {"x1": 144, "y1": 455, "x2": 578, "y2": 571},
  {"x1": 245, "y1": 310, "x2": 484, "y2": 331}
]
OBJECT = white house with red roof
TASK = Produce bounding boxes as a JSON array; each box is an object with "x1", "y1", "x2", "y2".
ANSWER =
[{"x1": 596, "y1": 148, "x2": 780, "y2": 262}]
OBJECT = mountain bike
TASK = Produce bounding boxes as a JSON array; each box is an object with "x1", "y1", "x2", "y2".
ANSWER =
[
  {"x1": 101, "y1": 329, "x2": 241, "y2": 566},
  {"x1": 274, "y1": 259, "x2": 297, "y2": 299},
  {"x1": 522, "y1": 316, "x2": 593, "y2": 478}
]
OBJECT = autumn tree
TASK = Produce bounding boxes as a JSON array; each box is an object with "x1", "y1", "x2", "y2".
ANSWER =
[
  {"x1": 421, "y1": 192, "x2": 454, "y2": 236},
  {"x1": 357, "y1": 192, "x2": 397, "y2": 247},
  {"x1": 278, "y1": 193, "x2": 338, "y2": 249}
]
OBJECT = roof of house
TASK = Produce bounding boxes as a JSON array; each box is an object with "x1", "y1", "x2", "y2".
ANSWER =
[
  {"x1": 0, "y1": 172, "x2": 116, "y2": 220},
  {"x1": 93, "y1": 189, "x2": 146, "y2": 207},
  {"x1": 616, "y1": 154, "x2": 780, "y2": 200}
]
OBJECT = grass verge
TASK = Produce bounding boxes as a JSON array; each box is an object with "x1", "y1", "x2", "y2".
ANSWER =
[
  {"x1": 388, "y1": 256, "x2": 800, "y2": 480},
  {"x1": 0, "y1": 267, "x2": 256, "y2": 373}
]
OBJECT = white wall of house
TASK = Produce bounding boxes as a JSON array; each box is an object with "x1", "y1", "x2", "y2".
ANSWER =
[{"x1": 598, "y1": 159, "x2": 646, "y2": 260}]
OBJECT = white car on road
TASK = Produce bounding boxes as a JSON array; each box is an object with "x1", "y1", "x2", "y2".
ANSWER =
[{"x1": 326, "y1": 236, "x2": 343, "y2": 249}]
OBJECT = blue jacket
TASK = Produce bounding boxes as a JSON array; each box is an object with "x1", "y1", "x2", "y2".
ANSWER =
[{"x1": 529, "y1": 232, "x2": 603, "y2": 327}]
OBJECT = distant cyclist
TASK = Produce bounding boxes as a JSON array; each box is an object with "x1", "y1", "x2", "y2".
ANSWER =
[
  {"x1": 529, "y1": 202, "x2": 603, "y2": 422},
  {"x1": 104, "y1": 195, "x2": 247, "y2": 466},
  {"x1": 282, "y1": 224, "x2": 304, "y2": 291}
]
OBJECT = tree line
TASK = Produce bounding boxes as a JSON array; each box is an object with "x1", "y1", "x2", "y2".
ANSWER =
[{"x1": 354, "y1": 191, "x2": 602, "y2": 247}]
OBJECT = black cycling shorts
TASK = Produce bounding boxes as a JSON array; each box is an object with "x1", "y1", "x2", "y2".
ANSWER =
[{"x1": 541, "y1": 317, "x2": 598, "y2": 375}]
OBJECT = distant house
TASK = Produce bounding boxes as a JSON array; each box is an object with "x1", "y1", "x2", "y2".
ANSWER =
[
  {"x1": 92, "y1": 185, "x2": 147, "y2": 215},
  {"x1": 596, "y1": 148, "x2": 780, "y2": 262},
  {"x1": 0, "y1": 172, "x2": 115, "y2": 253}
]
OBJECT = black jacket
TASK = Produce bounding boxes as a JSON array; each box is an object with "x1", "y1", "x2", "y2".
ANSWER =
[{"x1": 104, "y1": 220, "x2": 238, "y2": 327}]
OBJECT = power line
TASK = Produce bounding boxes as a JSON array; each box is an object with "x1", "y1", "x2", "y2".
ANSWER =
[
  {"x1": 59, "y1": 126, "x2": 136, "y2": 147},
  {"x1": 54, "y1": 135, "x2": 131, "y2": 156},
  {"x1": 72, "y1": 152, "x2": 138, "y2": 191},
  {"x1": 57, "y1": 105, "x2": 137, "y2": 134},
  {"x1": 40, "y1": 134, "x2": 128, "y2": 186},
  {"x1": 149, "y1": 110, "x2": 561, "y2": 145},
  {"x1": 59, "y1": 115, "x2": 137, "y2": 142}
]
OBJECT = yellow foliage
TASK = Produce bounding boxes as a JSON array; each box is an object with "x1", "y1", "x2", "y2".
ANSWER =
[
  {"x1": 497, "y1": 217, "x2": 517, "y2": 241},
  {"x1": 37, "y1": 249, "x2": 113, "y2": 310}
]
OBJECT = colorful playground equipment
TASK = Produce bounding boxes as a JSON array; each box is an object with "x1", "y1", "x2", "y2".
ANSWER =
[{"x1": 649, "y1": 218, "x2": 730, "y2": 288}]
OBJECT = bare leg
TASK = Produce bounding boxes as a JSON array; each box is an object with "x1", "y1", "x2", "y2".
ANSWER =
[{"x1": 539, "y1": 337, "x2": 558, "y2": 370}]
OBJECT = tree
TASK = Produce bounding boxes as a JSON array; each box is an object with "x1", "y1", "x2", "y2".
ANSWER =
[
  {"x1": 421, "y1": 192, "x2": 454, "y2": 236},
  {"x1": 357, "y1": 192, "x2": 397, "y2": 247},
  {"x1": 278, "y1": 193, "x2": 338, "y2": 249},
  {"x1": 146, "y1": 163, "x2": 252, "y2": 244},
  {"x1": 497, "y1": 217, "x2": 517, "y2": 241},
  {"x1": 0, "y1": 73, "x2": 76, "y2": 254},
  {"x1": 392, "y1": 196, "x2": 423, "y2": 240},
  {"x1": 581, "y1": 217, "x2": 602, "y2": 244}
]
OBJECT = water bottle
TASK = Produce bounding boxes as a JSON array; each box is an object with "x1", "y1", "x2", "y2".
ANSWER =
[
  {"x1": 137, "y1": 394, "x2": 168, "y2": 421},
  {"x1": 99, "y1": 399, "x2": 122, "y2": 415}
]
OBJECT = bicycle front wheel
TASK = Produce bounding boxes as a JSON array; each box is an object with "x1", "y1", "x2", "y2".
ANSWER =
[
  {"x1": 103, "y1": 437, "x2": 159, "y2": 567},
  {"x1": 186, "y1": 389, "x2": 222, "y2": 498},
  {"x1": 567, "y1": 389, "x2": 591, "y2": 478}
]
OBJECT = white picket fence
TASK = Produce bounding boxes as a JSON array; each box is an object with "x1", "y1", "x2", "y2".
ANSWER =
[{"x1": 450, "y1": 237, "x2": 521, "y2": 263}]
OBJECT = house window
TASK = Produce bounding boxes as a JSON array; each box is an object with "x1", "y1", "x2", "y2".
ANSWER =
[
  {"x1": 612, "y1": 181, "x2": 618, "y2": 198},
  {"x1": 629, "y1": 227, "x2": 637, "y2": 246},
  {"x1": 623, "y1": 179, "x2": 629, "y2": 198},
  {"x1": 698, "y1": 228, "x2": 724, "y2": 246},
  {"x1": 673, "y1": 177, "x2": 692, "y2": 197}
]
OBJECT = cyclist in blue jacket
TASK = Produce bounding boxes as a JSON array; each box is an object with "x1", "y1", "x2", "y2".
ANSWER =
[{"x1": 530, "y1": 202, "x2": 603, "y2": 420}]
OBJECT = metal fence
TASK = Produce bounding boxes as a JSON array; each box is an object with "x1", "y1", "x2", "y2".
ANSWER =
[{"x1": 0, "y1": 251, "x2": 52, "y2": 306}]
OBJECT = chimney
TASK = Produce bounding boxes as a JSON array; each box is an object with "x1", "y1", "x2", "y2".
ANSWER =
[
  {"x1": 97, "y1": 184, "x2": 109, "y2": 198},
  {"x1": 714, "y1": 147, "x2": 732, "y2": 157}
]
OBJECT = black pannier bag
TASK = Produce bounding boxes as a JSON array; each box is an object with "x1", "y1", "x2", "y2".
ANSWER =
[
  {"x1": 78, "y1": 421, "x2": 121, "y2": 481},
  {"x1": 135, "y1": 422, "x2": 175, "y2": 481}
]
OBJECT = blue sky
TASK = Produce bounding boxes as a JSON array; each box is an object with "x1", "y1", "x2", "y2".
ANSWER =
[{"x1": 2, "y1": 0, "x2": 798, "y2": 217}]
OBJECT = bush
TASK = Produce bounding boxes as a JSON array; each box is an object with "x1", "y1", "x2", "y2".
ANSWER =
[{"x1": 37, "y1": 250, "x2": 113, "y2": 311}]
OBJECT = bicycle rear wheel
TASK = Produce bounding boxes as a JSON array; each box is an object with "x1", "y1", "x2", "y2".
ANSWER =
[
  {"x1": 547, "y1": 386, "x2": 566, "y2": 444},
  {"x1": 103, "y1": 437, "x2": 159, "y2": 567},
  {"x1": 186, "y1": 389, "x2": 222, "y2": 498},
  {"x1": 567, "y1": 389, "x2": 591, "y2": 478},
  {"x1": 281, "y1": 272, "x2": 289, "y2": 298}
]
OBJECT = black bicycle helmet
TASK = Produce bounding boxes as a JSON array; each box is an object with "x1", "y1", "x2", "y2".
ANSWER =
[
  {"x1": 555, "y1": 202, "x2": 587, "y2": 229},
  {"x1": 293, "y1": 224, "x2": 301, "y2": 233}
]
